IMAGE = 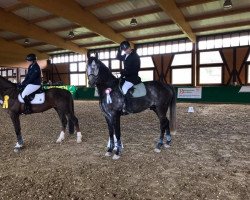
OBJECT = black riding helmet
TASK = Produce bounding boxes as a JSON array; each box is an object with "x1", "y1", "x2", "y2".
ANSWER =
[
  {"x1": 120, "y1": 41, "x2": 130, "y2": 51},
  {"x1": 26, "y1": 53, "x2": 37, "y2": 61}
]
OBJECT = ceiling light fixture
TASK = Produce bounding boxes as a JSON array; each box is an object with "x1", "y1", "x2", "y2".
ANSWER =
[
  {"x1": 130, "y1": 17, "x2": 137, "y2": 26},
  {"x1": 24, "y1": 38, "x2": 30, "y2": 44},
  {"x1": 223, "y1": 0, "x2": 232, "y2": 9},
  {"x1": 68, "y1": 30, "x2": 75, "y2": 39}
]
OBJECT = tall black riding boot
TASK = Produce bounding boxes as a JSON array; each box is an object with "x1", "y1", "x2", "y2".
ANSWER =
[
  {"x1": 122, "y1": 94, "x2": 129, "y2": 115},
  {"x1": 23, "y1": 96, "x2": 32, "y2": 114}
]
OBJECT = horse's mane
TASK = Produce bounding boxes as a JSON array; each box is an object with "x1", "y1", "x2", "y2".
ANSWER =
[
  {"x1": 89, "y1": 56, "x2": 117, "y2": 80},
  {"x1": 0, "y1": 75, "x2": 16, "y2": 87},
  {"x1": 0, "y1": 75, "x2": 17, "y2": 97}
]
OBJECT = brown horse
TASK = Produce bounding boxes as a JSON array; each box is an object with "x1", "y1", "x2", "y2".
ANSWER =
[{"x1": 0, "y1": 75, "x2": 82, "y2": 152}]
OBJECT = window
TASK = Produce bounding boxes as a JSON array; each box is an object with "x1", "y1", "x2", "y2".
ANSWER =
[
  {"x1": 148, "y1": 45, "x2": 154, "y2": 55},
  {"x1": 172, "y1": 41, "x2": 178, "y2": 52},
  {"x1": 214, "y1": 36, "x2": 223, "y2": 48},
  {"x1": 166, "y1": 43, "x2": 172, "y2": 53},
  {"x1": 231, "y1": 34, "x2": 240, "y2": 47},
  {"x1": 198, "y1": 38, "x2": 206, "y2": 50},
  {"x1": 79, "y1": 62, "x2": 86, "y2": 72},
  {"x1": 69, "y1": 54, "x2": 74, "y2": 62},
  {"x1": 179, "y1": 41, "x2": 186, "y2": 52},
  {"x1": 207, "y1": 37, "x2": 215, "y2": 49},
  {"x1": 172, "y1": 53, "x2": 191, "y2": 66},
  {"x1": 160, "y1": 43, "x2": 166, "y2": 54},
  {"x1": 199, "y1": 67, "x2": 222, "y2": 84},
  {"x1": 200, "y1": 51, "x2": 223, "y2": 64},
  {"x1": 136, "y1": 39, "x2": 192, "y2": 56},
  {"x1": 70, "y1": 63, "x2": 77, "y2": 72},
  {"x1": 139, "y1": 70, "x2": 154, "y2": 81},
  {"x1": 153, "y1": 44, "x2": 160, "y2": 54},
  {"x1": 110, "y1": 50, "x2": 116, "y2": 58},
  {"x1": 141, "y1": 57, "x2": 154, "y2": 68},
  {"x1": 240, "y1": 33, "x2": 249, "y2": 46},
  {"x1": 172, "y1": 68, "x2": 192, "y2": 84},
  {"x1": 101, "y1": 60, "x2": 109, "y2": 67},
  {"x1": 186, "y1": 41, "x2": 193, "y2": 51},
  {"x1": 142, "y1": 45, "x2": 148, "y2": 55},
  {"x1": 198, "y1": 31, "x2": 250, "y2": 50},
  {"x1": 111, "y1": 60, "x2": 120, "y2": 69},
  {"x1": 70, "y1": 74, "x2": 86, "y2": 86}
]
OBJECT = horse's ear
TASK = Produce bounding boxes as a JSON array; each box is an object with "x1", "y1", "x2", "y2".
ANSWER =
[
  {"x1": 87, "y1": 51, "x2": 91, "y2": 59},
  {"x1": 95, "y1": 52, "x2": 98, "y2": 59}
]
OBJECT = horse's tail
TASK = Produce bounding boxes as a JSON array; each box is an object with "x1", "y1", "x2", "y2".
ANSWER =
[
  {"x1": 169, "y1": 85, "x2": 176, "y2": 135},
  {"x1": 68, "y1": 94, "x2": 75, "y2": 134}
]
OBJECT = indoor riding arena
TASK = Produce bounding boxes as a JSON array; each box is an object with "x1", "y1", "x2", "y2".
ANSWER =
[{"x1": 0, "y1": 0, "x2": 249, "y2": 200}]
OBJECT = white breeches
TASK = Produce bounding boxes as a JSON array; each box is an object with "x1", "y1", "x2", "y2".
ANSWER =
[
  {"x1": 21, "y1": 84, "x2": 40, "y2": 98},
  {"x1": 122, "y1": 81, "x2": 134, "y2": 95}
]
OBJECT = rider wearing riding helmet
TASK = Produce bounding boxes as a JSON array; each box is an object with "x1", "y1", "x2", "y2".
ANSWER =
[
  {"x1": 20, "y1": 53, "x2": 42, "y2": 114},
  {"x1": 116, "y1": 41, "x2": 141, "y2": 95}
]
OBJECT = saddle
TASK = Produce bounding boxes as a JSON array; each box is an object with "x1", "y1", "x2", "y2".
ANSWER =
[
  {"x1": 119, "y1": 79, "x2": 147, "y2": 115},
  {"x1": 18, "y1": 87, "x2": 45, "y2": 104},
  {"x1": 119, "y1": 79, "x2": 147, "y2": 98}
]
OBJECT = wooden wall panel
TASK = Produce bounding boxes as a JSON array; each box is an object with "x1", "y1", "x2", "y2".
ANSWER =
[
  {"x1": 152, "y1": 54, "x2": 173, "y2": 83},
  {"x1": 221, "y1": 47, "x2": 250, "y2": 85},
  {"x1": 221, "y1": 49, "x2": 233, "y2": 84},
  {"x1": 42, "y1": 63, "x2": 69, "y2": 84},
  {"x1": 236, "y1": 47, "x2": 249, "y2": 84}
]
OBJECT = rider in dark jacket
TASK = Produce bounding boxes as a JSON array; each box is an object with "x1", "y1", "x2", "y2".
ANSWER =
[
  {"x1": 20, "y1": 53, "x2": 42, "y2": 114},
  {"x1": 116, "y1": 41, "x2": 141, "y2": 94}
]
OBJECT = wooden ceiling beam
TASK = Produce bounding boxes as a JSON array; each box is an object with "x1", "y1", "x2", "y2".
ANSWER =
[
  {"x1": 0, "y1": 37, "x2": 48, "y2": 66},
  {"x1": 20, "y1": 0, "x2": 126, "y2": 45},
  {"x1": 114, "y1": 7, "x2": 250, "y2": 34},
  {"x1": 177, "y1": 0, "x2": 218, "y2": 8},
  {"x1": 101, "y1": 6, "x2": 162, "y2": 23},
  {"x1": 155, "y1": 0, "x2": 196, "y2": 42},
  {"x1": 85, "y1": 0, "x2": 126, "y2": 10},
  {"x1": 0, "y1": 7, "x2": 85, "y2": 54}
]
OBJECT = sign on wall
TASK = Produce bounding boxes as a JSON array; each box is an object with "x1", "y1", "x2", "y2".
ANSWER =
[{"x1": 177, "y1": 87, "x2": 202, "y2": 99}]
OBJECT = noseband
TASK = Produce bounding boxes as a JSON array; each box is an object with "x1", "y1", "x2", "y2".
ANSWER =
[{"x1": 87, "y1": 61, "x2": 100, "y2": 86}]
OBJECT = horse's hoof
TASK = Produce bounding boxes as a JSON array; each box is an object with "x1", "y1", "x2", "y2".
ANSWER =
[
  {"x1": 154, "y1": 148, "x2": 161, "y2": 153},
  {"x1": 112, "y1": 154, "x2": 120, "y2": 160},
  {"x1": 76, "y1": 132, "x2": 82, "y2": 143},
  {"x1": 14, "y1": 142, "x2": 23, "y2": 149},
  {"x1": 105, "y1": 152, "x2": 112, "y2": 157},
  {"x1": 77, "y1": 139, "x2": 82, "y2": 143},
  {"x1": 56, "y1": 139, "x2": 63, "y2": 143},
  {"x1": 14, "y1": 148, "x2": 21, "y2": 153},
  {"x1": 164, "y1": 144, "x2": 171, "y2": 148}
]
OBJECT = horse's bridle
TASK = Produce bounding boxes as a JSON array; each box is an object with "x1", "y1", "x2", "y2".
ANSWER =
[{"x1": 87, "y1": 61, "x2": 100, "y2": 86}]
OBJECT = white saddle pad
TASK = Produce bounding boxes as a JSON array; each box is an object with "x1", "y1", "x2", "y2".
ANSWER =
[{"x1": 18, "y1": 93, "x2": 45, "y2": 104}]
